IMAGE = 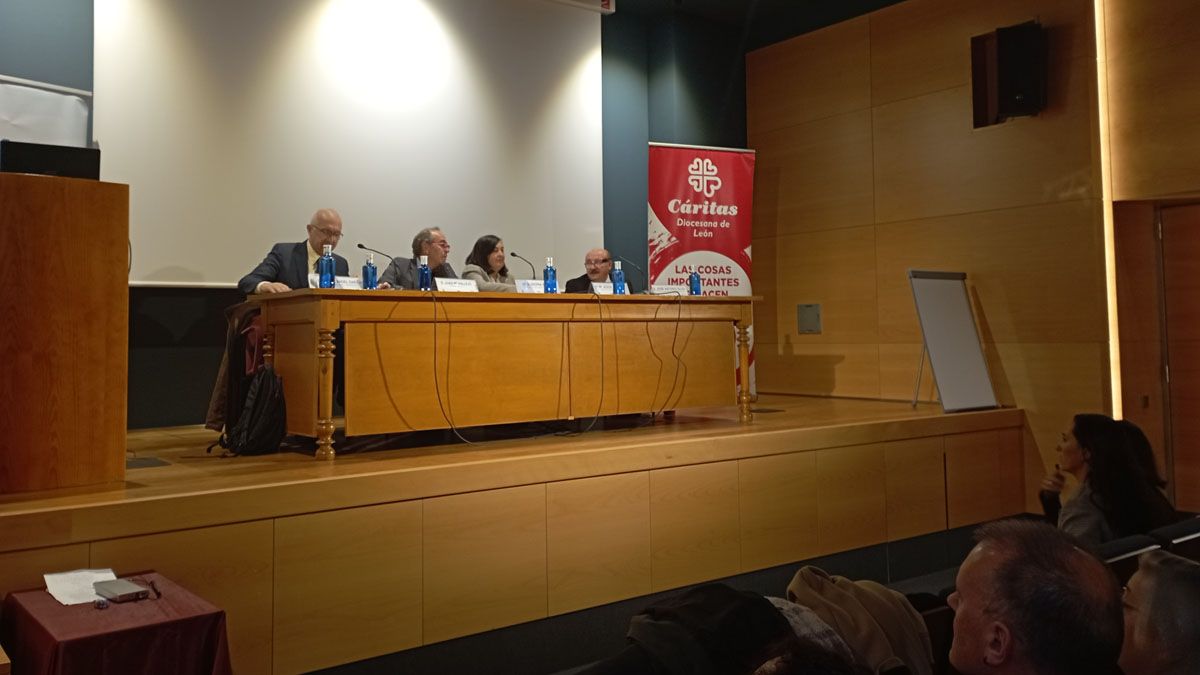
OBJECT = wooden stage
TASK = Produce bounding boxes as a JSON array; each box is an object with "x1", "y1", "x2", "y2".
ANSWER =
[{"x1": 0, "y1": 395, "x2": 1027, "y2": 675}]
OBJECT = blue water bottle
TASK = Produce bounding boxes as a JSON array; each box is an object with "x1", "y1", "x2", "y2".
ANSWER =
[
  {"x1": 417, "y1": 255, "x2": 433, "y2": 291},
  {"x1": 544, "y1": 257, "x2": 557, "y2": 293},
  {"x1": 611, "y1": 260, "x2": 626, "y2": 295},
  {"x1": 361, "y1": 253, "x2": 378, "y2": 290},
  {"x1": 318, "y1": 244, "x2": 336, "y2": 288},
  {"x1": 688, "y1": 266, "x2": 702, "y2": 296}
]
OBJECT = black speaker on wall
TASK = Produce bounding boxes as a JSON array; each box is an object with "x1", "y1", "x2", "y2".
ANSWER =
[{"x1": 971, "y1": 20, "x2": 1047, "y2": 128}]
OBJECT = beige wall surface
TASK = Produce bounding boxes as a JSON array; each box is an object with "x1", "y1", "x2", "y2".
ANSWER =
[{"x1": 747, "y1": 0, "x2": 1109, "y2": 495}]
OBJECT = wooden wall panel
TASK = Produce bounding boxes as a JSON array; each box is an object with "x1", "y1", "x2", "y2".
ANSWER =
[
  {"x1": 1114, "y1": 202, "x2": 1162, "y2": 343},
  {"x1": 1166, "y1": 341, "x2": 1200, "y2": 512},
  {"x1": 0, "y1": 544, "x2": 88, "y2": 602},
  {"x1": 986, "y1": 341, "x2": 1108, "y2": 497},
  {"x1": 738, "y1": 451, "x2": 819, "y2": 570},
  {"x1": 746, "y1": 17, "x2": 870, "y2": 136},
  {"x1": 1108, "y1": 36, "x2": 1200, "y2": 201},
  {"x1": 1103, "y1": 0, "x2": 1200, "y2": 61},
  {"x1": 90, "y1": 522, "x2": 274, "y2": 675},
  {"x1": 749, "y1": 110, "x2": 874, "y2": 235},
  {"x1": 547, "y1": 473, "x2": 651, "y2": 615},
  {"x1": 875, "y1": 200, "x2": 1107, "y2": 344},
  {"x1": 945, "y1": 429, "x2": 1024, "y2": 527},
  {"x1": 756, "y1": 343, "x2": 880, "y2": 398},
  {"x1": 776, "y1": 226, "x2": 878, "y2": 345},
  {"x1": 273, "y1": 502, "x2": 422, "y2": 674},
  {"x1": 752, "y1": 237, "x2": 779, "y2": 345},
  {"x1": 872, "y1": 56, "x2": 1096, "y2": 224},
  {"x1": 650, "y1": 462, "x2": 740, "y2": 592},
  {"x1": 884, "y1": 437, "x2": 947, "y2": 540},
  {"x1": 816, "y1": 444, "x2": 887, "y2": 553},
  {"x1": 747, "y1": 0, "x2": 1108, "y2": 478},
  {"x1": 870, "y1": 0, "x2": 1094, "y2": 106},
  {"x1": 422, "y1": 485, "x2": 547, "y2": 644},
  {"x1": 1113, "y1": 202, "x2": 1167, "y2": 475},
  {"x1": 1162, "y1": 205, "x2": 1200, "y2": 511},
  {"x1": 878, "y1": 343, "x2": 938, "y2": 402}
]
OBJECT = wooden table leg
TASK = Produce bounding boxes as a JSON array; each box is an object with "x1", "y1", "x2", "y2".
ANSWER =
[
  {"x1": 316, "y1": 327, "x2": 336, "y2": 460},
  {"x1": 263, "y1": 326, "x2": 274, "y2": 368},
  {"x1": 736, "y1": 322, "x2": 753, "y2": 424}
]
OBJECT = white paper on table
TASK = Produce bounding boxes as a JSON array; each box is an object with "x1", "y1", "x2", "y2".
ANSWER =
[{"x1": 43, "y1": 568, "x2": 117, "y2": 605}]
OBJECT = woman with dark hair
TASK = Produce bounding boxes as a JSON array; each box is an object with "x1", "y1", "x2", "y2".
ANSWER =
[
  {"x1": 1040, "y1": 414, "x2": 1178, "y2": 547},
  {"x1": 461, "y1": 234, "x2": 516, "y2": 292}
]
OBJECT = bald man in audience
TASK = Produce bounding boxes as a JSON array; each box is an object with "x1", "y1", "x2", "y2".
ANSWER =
[
  {"x1": 1119, "y1": 549, "x2": 1200, "y2": 675},
  {"x1": 947, "y1": 519, "x2": 1122, "y2": 675},
  {"x1": 238, "y1": 208, "x2": 349, "y2": 294}
]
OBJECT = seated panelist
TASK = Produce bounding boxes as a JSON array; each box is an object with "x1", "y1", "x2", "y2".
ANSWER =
[
  {"x1": 564, "y1": 247, "x2": 612, "y2": 293},
  {"x1": 379, "y1": 227, "x2": 458, "y2": 290},
  {"x1": 237, "y1": 208, "x2": 349, "y2": 294},
  {"x1": 461, "y1": 235, "x2": 516, "y2": 292}
]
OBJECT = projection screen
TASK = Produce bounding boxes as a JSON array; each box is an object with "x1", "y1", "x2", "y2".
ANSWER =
[{"x1": 95, "y1": 0, "x2": 604, "y2": 286}]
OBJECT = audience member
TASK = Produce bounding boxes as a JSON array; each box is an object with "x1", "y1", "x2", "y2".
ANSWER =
[
  {"x1": 1118, "y1": 549, "x2": 1200, "y2": 675},
  {"x1": 461, "y1": 234, "x2": 516, "y2": 292},
  {"x1": 379, "y1": 227, "x2": 458, "y2": 289},
  {"x1": 947, "y1": 519, "x2": 1122, "y2": 675},
  {"x1": 575, "y1": 582, "x2": 864, "y2": 675},
  {"x1": 1039, "y1": 414, "x2": 1177, "y2": 547},
  {"x1": 564, "y1": 248, "x2": 613, "y2": 293},
  {"x1": 238, "y1": 208, "x2": 349, "y2": 294}
]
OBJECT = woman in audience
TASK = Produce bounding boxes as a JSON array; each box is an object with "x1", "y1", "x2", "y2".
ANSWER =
[
  {"x1": 461, "y1": 234, "x2": 516, "y2": 292},
  {"x1": 1118, "y1": 549, "x2": 1200, "y2": 675},
  {"x1": 1039, "y1": 414, "x2": 1178, "y2": 547}
]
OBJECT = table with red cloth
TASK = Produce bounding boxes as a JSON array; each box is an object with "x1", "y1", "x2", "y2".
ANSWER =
[{"x1": 0, "y1": 572, "x2": 231, "y2": 675}]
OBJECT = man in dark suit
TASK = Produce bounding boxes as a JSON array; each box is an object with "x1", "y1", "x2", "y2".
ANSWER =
[
  {"x1": 379, "y1": 226, "x2": 458, "y2": 290},
  {"x1": 238, "y1": 208, "x2": 350, "y2": 294},
  {"x1": 564, "y1": 247, "x2": 613, "y2": 293}
]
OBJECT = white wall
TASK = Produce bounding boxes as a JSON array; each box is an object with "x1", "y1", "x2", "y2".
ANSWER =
[{"x1": 95, "y1": 0, "x2": 604, "y2": 285}]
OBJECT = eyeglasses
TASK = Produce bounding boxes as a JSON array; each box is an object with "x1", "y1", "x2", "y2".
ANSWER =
[
  {"x1": 309, "y1": 226, "x2": 343, "y2": 240},
  {"x1": 584, "y1": 258, "x2": 611, "y2": 267}
]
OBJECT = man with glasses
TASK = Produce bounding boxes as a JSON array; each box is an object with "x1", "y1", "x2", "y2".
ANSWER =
[
  {"x1": 238, "y1": 208, "x2": 350, "y2": 294},
  {"x1": 379, "y1": 227, "x2": 459, "y2": 290},
  {"x1": 565, "y1": 248, "x2": 614, "y2": 293}
]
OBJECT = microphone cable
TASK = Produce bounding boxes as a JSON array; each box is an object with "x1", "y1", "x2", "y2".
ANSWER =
[
  {"x1": 428, "y1": 286, "x2": 478, "y2": 446},
  {"x1": 577, "y1": 289, "x2": 607, "y2": 434}
]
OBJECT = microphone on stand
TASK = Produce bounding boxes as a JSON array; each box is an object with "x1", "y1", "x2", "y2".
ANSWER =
[
  {"x1": 358, "y1": 242, "x2": 399, "y2": 288},
  {"x1": 510, "y1": 251, "x2": 538, "y2": 280},
  {"x1": 617, "y1": 256, "x2": 648, "y2": 294},
  {"x1": 357, "y1": 242, "x2": 395, "y2": 262}
]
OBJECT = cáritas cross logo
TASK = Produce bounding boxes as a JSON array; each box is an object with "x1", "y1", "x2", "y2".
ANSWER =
[{"x1": 686, "y1": 157, "x2": 722, "y2": 197}]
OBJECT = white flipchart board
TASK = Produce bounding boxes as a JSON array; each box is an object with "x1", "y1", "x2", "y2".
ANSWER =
[{"x1": 909, "y1": 270, "x2": 998, "y2": 412}]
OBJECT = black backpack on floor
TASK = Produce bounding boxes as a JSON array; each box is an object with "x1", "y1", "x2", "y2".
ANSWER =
[{"x1": 208, "y1": 364, "x2": 287, "y2": 456}]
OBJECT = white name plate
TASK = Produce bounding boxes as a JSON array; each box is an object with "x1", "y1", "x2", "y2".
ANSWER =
[
  {"x1": 434, "y1": 278, "x2": 479, "y2": 292},
  {"x1": 515, "y1": 279, "x2": 546, "y2": 294},
  {"x1": 650, "y1": 284, "x2": 689, "y2": 295},
  {"x1": 589, "y1": 282, "x2": 614, "y2": 295},
  {"x1": 308, "y1": 274, "x2": 363, "y2": 290}
]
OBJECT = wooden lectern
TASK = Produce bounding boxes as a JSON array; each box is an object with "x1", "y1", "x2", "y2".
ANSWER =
[{"x1": 0, "y1": 173, "x2": 128, "y2": 493}]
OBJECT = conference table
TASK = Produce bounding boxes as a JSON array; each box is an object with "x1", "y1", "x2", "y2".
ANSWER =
[{"x1": 255, "y1": 290, "x2": 754, "y2": 459}]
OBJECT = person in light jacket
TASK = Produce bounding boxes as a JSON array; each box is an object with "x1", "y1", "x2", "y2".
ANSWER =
[{"x1": 460, "y1": 234, "x2": 516, "y2": 292}]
